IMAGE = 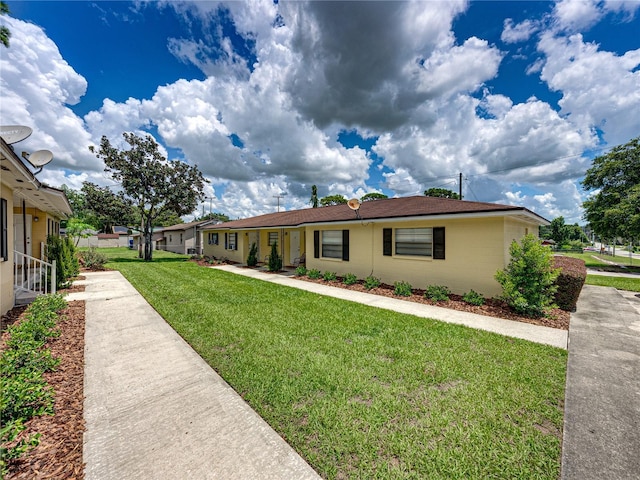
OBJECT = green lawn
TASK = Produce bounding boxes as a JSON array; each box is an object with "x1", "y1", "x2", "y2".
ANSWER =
[{"x1": 98, "y1": 248, "x2": 567, "y2": 479}]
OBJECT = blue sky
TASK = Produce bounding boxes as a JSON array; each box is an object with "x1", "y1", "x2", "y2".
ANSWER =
[{"x1": 1, "y1": 1, "x2": 639, "y2": 223}]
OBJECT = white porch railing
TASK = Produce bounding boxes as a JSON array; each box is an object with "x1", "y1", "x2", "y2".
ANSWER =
[{"x1": 13, "y1": 251, "x2": 56, "y2": 303}]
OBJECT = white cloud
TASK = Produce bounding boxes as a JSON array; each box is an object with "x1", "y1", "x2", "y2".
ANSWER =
[
  {"x1": 552, "y1": 0, "x2": 603, "y2": 32},
  {"x1": 501, "y1": 18, "x2": 539, "y2": 43},
  {"x1": 537, "y1": 32, "x2": 640, "y2": 145}
]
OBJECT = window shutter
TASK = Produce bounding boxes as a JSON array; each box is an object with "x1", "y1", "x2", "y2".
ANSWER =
[
  {"x1": 342, "y1": 229, "x2": 349, "y2": 261},
  {"x1": 433, "y1": 227, "x2": 445, "y2": 259},
  {"x1": 224, "y1": 233, "x2": 228, "y2": 249},
  {"x1": 234, "y1": 233, "x2": 238, "y2": 250},
  {"x1": 0, "y1": 198, "x2": 7, "y2": 261},
  {"x1": 383, "y1": 228, "x2": 392, "y2": 256},
  {"x1": 313, "y1": 230, "x2": 320, "y2": 258}
]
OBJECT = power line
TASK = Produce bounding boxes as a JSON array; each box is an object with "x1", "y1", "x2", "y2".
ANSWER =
[{"x1": 273, "y1": 193, "x2": 287, "y2": 212}]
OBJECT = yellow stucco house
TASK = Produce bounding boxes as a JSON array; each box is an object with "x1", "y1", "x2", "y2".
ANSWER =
[
  {"x1": 201, "y1": 196, "x2": 549, "y2": 298},
  {"x1": 1, "y1": 137, "x2": 72, "y2": 316}
]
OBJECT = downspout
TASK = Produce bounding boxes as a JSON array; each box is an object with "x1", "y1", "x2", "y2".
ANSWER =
[{"x1": 22, "y1": 199, "x2": 27, "y2": 255}]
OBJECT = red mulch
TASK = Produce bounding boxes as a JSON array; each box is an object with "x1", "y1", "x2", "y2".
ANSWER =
[
  {"x1": 294, "y1": 277, "x2": 570, "y2": 330},
  {"x1": 1, "y1": 280, "x2": 86, "y2": 479}
]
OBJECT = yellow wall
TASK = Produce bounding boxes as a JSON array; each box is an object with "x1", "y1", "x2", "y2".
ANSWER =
[
  {"x1": 305, "y1": 216, "x2": 537, "y2": 298},
  {"x1": 1, "y1": 184, "x2": 15, "y2": 316},
  {"x1": 202, "y1": 229, "x2": 246, "y2": 263}
]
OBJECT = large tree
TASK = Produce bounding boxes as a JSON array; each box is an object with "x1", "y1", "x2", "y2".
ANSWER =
[
  {"x1": 320, "y1": 194, "x2": 347, "y2": 206},
  {"x1": 582, "y1": 136, "x2": 640, "y2": 242},
  {"x1": 424, "y1": 188, "x2": 461, "y2": 199},
  {"x1": 90, "y1": 133, "x2": 206, "y2": 261},
  {"x1": 361, "y1": 192, "x2": 388, "y2": 202},
  {"x1": 81, "y1": 181, "x2": 136, "y2": 233},
  {"x1": 1, "y1": 2, "x2": 10, "y2": 48},
  {"x1": 309, "y1": 185, "x2": 319, "y2": 208}
]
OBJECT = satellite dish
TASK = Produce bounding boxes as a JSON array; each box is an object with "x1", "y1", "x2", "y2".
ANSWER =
[
  {"x1": 347, "y1": 198, "x2": 361, "y2": 210},
  {"x1": 0, "y1": 125, "x2": 33, "y2": 144},
  {"x1": 25, "y1": 149, "x2": 54, "y2": 168}
]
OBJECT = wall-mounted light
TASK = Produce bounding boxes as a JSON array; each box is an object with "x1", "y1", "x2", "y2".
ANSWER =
[{"x1": 33, "y1": 216, "x2": 39, "y2": 222}]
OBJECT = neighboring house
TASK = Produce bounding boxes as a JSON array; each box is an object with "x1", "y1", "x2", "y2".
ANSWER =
[
  {"x1": 131, "y1": 227, "x2": 165, "y2": 251},
  {"x1": 201, "y1": 196, "x2": 549, "y2": 298},
  {"x1": 75, "y1": 226, "x2": 131, "y2": 248},
  {"x1": 1, "y1": 137, "x2": 72, "y2": 316},
  {"x1": 160, "y1": 220, "x2": 217, "y2": 255}
]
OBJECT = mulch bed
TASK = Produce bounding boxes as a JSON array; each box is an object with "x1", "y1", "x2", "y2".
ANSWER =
[
  {"x1": 1, "y1": 279, "x2": 86, "y2": 479},
  {"x1": 295, "y1": 277, "x2": 570, "y2": 330}
]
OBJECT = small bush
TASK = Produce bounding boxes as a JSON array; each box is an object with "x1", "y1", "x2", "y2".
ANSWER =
[
  {"x1": 295, "y1": 265, "x2": 307, "y2": 276},
  {"x1": 394, "y1": 281, "x2": 413, "y2": 297},
  {"x1": 342, "y1": 273, "x2": 358, "y2": 285},
  {"x1": 81, "y1": 248, "x2": 108, "y2": 270},
  {"x1": 247, "y1": 242, "x2": 258, "y2": 267},
  {"x1": 323, "y1": 271, "x2": 337, "y2": 281},
  {"x1": 495, "y1": 234, "x2": 560, "y2": 317},
  {"x1": 553, "y1": 256, "x2": 587, "y2": 311},
  {"x1": 307, "y1": 269, "x2": 322, "y2": 279},
  {"x1": 363, "y1": 275, "x2": 381, "y2": 290},
  {"x1": 463, "y1": 289, "x2": 485, "y2": 306},
  {"x1": 268, "y1": 242, "x2": 283, "y2": 272},
  {"x1": 425, "y1": 285, "x2": 451, "y2": 302}
]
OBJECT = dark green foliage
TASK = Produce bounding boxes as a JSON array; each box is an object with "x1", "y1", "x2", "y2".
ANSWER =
[
  {"x1": 247, "y1": 242, "x2": 258, "y2": 267},
  {"x1": 0, "y1": 295, "x2": 65, "y2": 474},
  {"x1": 553, "y1": 256, "x2": 587, "y2": 311},
  {"x1": 319, "y1": 194, "x2": 348, "y2": 206},
  {"x1": 342, "y1": 273, "x2": 358, "y2": 285},
  {"x1": 46, "y1": 235, "x2": 79, "y2": 288},
  {"x1": 495, "y1": 234, "x2": 560, "y2": 317},
  {"x1": 393, "y1": 280, "x2": 413, "y2": 296},
  {"x1": 307, "y1": 269, "x2": 322, "y2": 279},
  {"x1": 425, "y1": 285, "x2": 451, "y2": 302},
  {"x1": 463, "y1": 290, "x2": 485, "y2": 306},
  {"x1": 361, "y1": 192, "x2": 388, "y2": 202},
  {"x1": 424, "y1": 188, "x2": 460, "y2": 199},
  {"x1": 363, "y1": 275, "x2": 381, "y2": 290},
  {"x1": 268, "y1": 242, "x2": 282, "y2": 272},
  {"x1": 322, "y1": 271, "x2": 337, "y2": 281},
  {"x1": 295, "y1": 265, "x2": 307, "y2": 276}
]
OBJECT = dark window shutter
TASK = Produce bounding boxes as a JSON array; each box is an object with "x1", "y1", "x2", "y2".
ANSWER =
[
  {"x1": 224, "y1": 232, "x2": 228, "y2": 249},
  {"x1": 0, "y1": 198, "x2": 7, "y2": 261},
  {"x1": 342, "y1": 229, "x2": 349, "y2": 261},
  {"x1": 313, "y1": 230, "x2": 320, "y2": 258},
  {"x1": 433, "y1": 227, "x2": 445, "y2": 259},
  {"x1": 234, "y1": 233, "x2": 238, "y2": 250},
  {"x1": 383, "y1": 228, "x2": 392, "y2": 256}
]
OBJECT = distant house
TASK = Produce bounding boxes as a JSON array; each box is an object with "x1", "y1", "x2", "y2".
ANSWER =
[
  {"x1": 200, "y1": 196, "x2": 549, "y2": 298},
  {"x1": 159, "y1": 220, "x2": 219, "y2": 255},
  {"x1": 1, "y1": 137, "x2": 72, "y2": 316}
]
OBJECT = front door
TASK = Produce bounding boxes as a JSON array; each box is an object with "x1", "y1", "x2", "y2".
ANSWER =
[
  {"x1": 14, "y1": 214, "x2": 32, "y2": 256},
  {"x1": 290, "y1": 230, "x2": 300, "y2": 263}
]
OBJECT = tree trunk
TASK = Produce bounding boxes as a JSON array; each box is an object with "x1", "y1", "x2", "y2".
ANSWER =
[{"x1": 144, "y1": 216, "x2": 153, "y2": 261}]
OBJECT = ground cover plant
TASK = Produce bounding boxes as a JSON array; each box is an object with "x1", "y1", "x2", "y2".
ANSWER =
[{"x1": 102, "y1": 250, "x2": 567, "y2": 480}]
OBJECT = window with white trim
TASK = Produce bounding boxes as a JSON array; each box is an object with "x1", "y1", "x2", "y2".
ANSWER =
[
  {"x1": 208, "y1": 232, "x2": 218, "y2": 245},
  {"x1": 395, "y1": 228, "x2": 433, "y2": 256},
  {"x1": 321, "y1": 230, "x2": 343, "y2": 259},
  {"x1": 268, "y1": 232, "x2": 278, "y2": 246}
]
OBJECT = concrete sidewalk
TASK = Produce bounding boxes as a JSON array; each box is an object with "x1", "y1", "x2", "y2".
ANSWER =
[
  {"x1": 67, "y1": 270, "x2": 321, "y2": 480},
  {"x1": 214, "y1": 264, "x2": 568, "y2": 349},
  {"x1": 561, "y1": 285, "x2": 640, "y2": 480}
]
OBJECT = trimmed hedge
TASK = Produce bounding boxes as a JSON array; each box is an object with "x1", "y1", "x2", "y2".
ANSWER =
[{"x1": 553, "y1": 256, "x2": 587, "y2": 311}]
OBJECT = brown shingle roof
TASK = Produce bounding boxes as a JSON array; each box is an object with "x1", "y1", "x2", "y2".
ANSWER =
[
  {"x1": 208, "y1": 196, "x2": 548, "y2": 230},
  {"x1": 161, "y1": 220, "x2": 208, "y2": 232}
]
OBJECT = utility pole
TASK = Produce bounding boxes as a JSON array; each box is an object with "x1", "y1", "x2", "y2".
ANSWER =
[
  {"x1": 459, "y1": 172, "x2": 463, "y2": 200},
  {"x1": 273, "y1": 193, "x2": 287, "y2": 212}
]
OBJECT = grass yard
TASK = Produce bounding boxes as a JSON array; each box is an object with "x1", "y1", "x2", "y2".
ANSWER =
[
  {"x1": 585, "y1": 275, "x2": 640, "y2": 292},
  {"x1": 100, "y1": 248, "x2": 567, "y2": 479}
]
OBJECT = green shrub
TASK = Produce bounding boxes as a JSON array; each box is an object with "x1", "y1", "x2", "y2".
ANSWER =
[
  {"x1": 268, "y1": 242, "x2": 283, "y2": 272},
  {"x1": 323, "y1": 271, "x2": 337, "y2": 281},
  {"x1": 307, "y1": 269, "x2": 322, "y2": 279},
  {"x1": 295, "y1": 265, "x2": 307, "y2": 276},
  {"x1": 495, "y1": 234, "x2": 560, "y2": 317},
  {"x1": 46, "y1": 235, "x2": 79, "y2": 288},
  {"x1": 425, "y1": 285, "x2": 451, "y2": 302},
  {"x1": 394, "y1": 280, "x2": 413, "y2": 297},
  {"x1": 0, "y1": 294, "x2": 64, "y2": 474},
  {"x1": 247, "y1": 242, "x2": 258, "y2": 267},
  {"x1": 463, "y1": 289, "x2": 485, "y2": 306},
  {"x1": 363, "y1": 275, "x2": 381, "y2": 290},
  {"x1": 553, "y1": 256, "x2": 587, "y2": 311},
  {"x1": 342, "y1": 273, "x2": 358, "y2": 285},
  {"x1": 81, "y1": 247, "x2": 108, "y2": 270}
]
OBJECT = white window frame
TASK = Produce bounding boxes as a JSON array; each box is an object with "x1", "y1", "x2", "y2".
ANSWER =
[{"x1": 395, "y1": 227, "x2": 433, "y2": 257}]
